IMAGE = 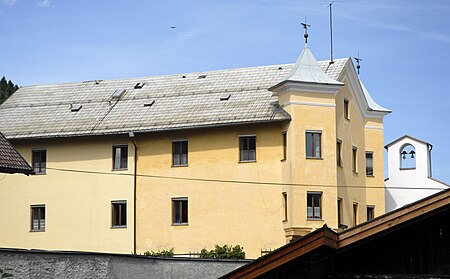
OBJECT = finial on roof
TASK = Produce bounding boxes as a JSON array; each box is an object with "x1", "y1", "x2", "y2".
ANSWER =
[
  {"x1": 354, "y1": 52, "x2": 362, "y2": 75},
  {"x1": 301, "y1": 18, "x2": 310, "y2": 46}
]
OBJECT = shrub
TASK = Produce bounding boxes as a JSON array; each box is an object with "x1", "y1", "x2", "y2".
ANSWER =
[
  {"x1": 200, "y1": 244, "x2": 245, "y2": 259},
  {"x1": 144, "y1": 248, "x2": 174, "y2": 257},
  {"x1": 0, "y1": 267, "x2": 13, "y2": 278}
]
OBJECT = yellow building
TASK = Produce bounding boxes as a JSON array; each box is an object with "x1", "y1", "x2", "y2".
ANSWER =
[{"x1": 0, "y1": 44, "x2": 390, "y2": 259}]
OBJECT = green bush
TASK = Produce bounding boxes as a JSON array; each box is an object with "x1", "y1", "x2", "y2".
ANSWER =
[
  {"x1": 200, "y1": 244, "x2": 245, "y2": 259},
  {"x1": 144, "y1": 248, "x2": 174, "y2": 257},
  {"x1": 0, "y1": 267, "x2": 13, "y2": 278}
]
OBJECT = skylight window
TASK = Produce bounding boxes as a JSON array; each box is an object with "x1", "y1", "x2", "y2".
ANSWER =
[
  {"x1": 220, "y1": 93, "x2": 231, "y2": 101},
  {"x1": 70, "y1": 104, "x2": 82, "y2": 112},
  {"x1": 143, "y1": 100, "x2": 155, "y2": 107},
  {"x1": 112, "y1": 89, "x2": 126, "y2": 100},
  {"x1": 134, "y1": 82, "x2": 145, "y2": 89},
  {"x1": 198, "y1": 75, "x2": 207, "y2": 79}
]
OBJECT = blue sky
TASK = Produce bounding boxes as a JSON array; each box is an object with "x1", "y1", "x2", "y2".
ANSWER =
[{"x1": 1, "y1": 0, "x2": 449, "y2": 183}]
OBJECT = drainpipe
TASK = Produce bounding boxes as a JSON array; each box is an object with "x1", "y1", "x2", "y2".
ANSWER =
[{"x1": 129, "y1": 132, "x2": 137, "y2": 255}]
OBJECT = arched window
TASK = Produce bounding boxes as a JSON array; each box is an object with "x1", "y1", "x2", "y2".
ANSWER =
[{"x1": 400, "y1": 144, "x2": 416, "y2": 169}]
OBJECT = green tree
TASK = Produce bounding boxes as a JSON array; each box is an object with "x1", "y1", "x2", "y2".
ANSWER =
[
  {"x1": 0, "y1": 267, "x2": 13, "y2": 278},
  {"x1": 200, "y1": 244, "x2": 245, "y2": 259},
  {"x1": 0, "y1": 76, "x2": 19, "y2": 104}
]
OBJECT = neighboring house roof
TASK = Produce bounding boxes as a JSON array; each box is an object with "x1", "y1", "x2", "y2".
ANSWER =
[
  {"x1": 221, "y1": 188, "x2": 450, "y2": 278},
  {"x1": 0, "y1": 58, "x2": 382, "y2": 140},
  {"x1": 0, "y1": 132, "x2": 33, "y2": 175},
  {"x1": 385, "y1": 134, "x2": 432, "y2": 148}
]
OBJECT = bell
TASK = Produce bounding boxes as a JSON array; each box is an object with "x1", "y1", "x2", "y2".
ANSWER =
[
  {"x1": 401, "y1": 151, "x2": 407, "y2": 160},
  {"x1": 410, "y1": 151, "x2": 415, "y2": 158}
]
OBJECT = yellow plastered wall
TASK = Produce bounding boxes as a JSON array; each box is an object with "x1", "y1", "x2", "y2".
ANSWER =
[
  {"x1": 136, "y1": 124, "x2": 287, "y2": 259},
  {"x1": 280, "y1": 91, "x2": 338, "y2": 232},
  {"x1": 364, "y1": 118, "x2": 386, "y2": 216},
  {"x1": 0, "y1": 136, "x2": 134, "y2": 254}
]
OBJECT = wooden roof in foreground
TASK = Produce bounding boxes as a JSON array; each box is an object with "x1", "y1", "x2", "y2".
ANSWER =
[{"x1": 221, "y1": 188, "x2": 450, "y2": 279}]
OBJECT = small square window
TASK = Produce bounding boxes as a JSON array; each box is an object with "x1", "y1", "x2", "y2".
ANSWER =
[
  {"x1": 367, "y1": 205, "x2": 375, "y2": 221},
  {"x1": 352, "y1": 146, "x2": 358, "y2": 173},
  {"x1": 113, "y1": 145, "x2": 128, "y2": 170},
  {"x1": 306, "y1": 131, "x2": 321, "y2": 158},
  {"x1": 366, "y1": 152, "x2": 374, "y2": 176},
  {"x1": 307, "y1": 192, "x2": 322, "y2": 220},
  {"x1": 31, "y1": 205, "x2": 45, "y2": 232},
  {"x1": 172, "y1": 140, "x2": 188, "y2": 166},
  {"x1": 239, "y1": 136, "x2": 256, "y2": 162},
  {"x1": 32, "y1": 149, "x2": 46, "y2": 174},
  {"x1": 344, "y1": 99, "x2": 350, "y2": 120},
  {"x1": 112, "y1": 201, "x2": 127, "y2": 228},
  {"x1": 172, "y1": 198, "x2": 188, "y2": 225}
]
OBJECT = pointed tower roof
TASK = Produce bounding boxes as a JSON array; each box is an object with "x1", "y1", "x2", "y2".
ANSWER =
[
  {"x1": 269, "y1": 45, "x2": 343, "y2": 93},
  {"x1": 286, "y1": 46, "x2": 343, "y2": 85}
]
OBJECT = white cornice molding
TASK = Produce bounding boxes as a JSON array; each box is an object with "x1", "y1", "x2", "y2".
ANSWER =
[
  {"x1": 282, "y1": 101, "x2": 336, "y2": 108},
  {"x1": 364, "y1": 125, "x2": 384, "y2": 131},
  {"x1": 271, "y1": 80, "x2": 343, "y2": 96}
]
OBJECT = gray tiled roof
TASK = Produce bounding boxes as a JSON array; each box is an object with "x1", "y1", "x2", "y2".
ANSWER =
[
  {"x1": 0, "y1": 132, "x2": 33, "y2": 174},
  {"x1": 0, "y1": 59, "x2": 348, "y2": 139}
]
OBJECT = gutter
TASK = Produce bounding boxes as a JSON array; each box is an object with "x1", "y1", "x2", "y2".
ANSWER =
[{"x1": 129, "y1": 132, "x2": 138, "y2": 255}]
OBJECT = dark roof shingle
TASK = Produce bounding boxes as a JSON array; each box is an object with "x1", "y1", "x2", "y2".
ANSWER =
[{"x1": 0, "y1": 132, "x2": 33, "y2": 174}]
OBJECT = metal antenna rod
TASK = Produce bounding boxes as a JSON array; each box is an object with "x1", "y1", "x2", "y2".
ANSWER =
[{"x1": 329, "y1": 1, "x2": 334, "y2": 64}]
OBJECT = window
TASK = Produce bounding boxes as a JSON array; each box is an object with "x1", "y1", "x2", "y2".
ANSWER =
[
  {"x1": 400, "y1": 144, "x2": 416, "y2": 169},
  {"x1": 282, "y1": 192, "x2": 288, "y2": 221},
  {"x1": 31, "y1": 205, "x2": 45, "y2": 231},
  {"x1": 344, "y1": 99, "x2": 350, "y2": 120},
  {"x1": 32, "y1": 149, "x2": 46, "y2": 174},
  {"x1": 337, "y1": 198, "x2": 343, "y2": 226},
  {"x1": 112, "y1": 201, "x2": 127, "y2": 228},
  {"x1": 352, "y1": 146, "x2": 358, "y2": 173},
  {"x1": 336, "y1": 140, "x2": 342, "y2": 167},
  {"x1": 113, "y1": 145, "x2": 128, "y2": 170},
  {"x1": 172, "y1": 198, "x2": 188, "y2": 225},
  {"x1": 366, "y1": 152, "x2": 374, "y2": 176},
  {"x1": 172, "y1": 140, "x2": 188, "y2": 166},
  {"x1": 306, "y1": 131, "x2": 321, "y2": 158},
  {"x1": 282, "y1": 132, "x2": 287, "y2": 160},
  {"x1": 307, "y1": 192, "x2": 322, "y2": 220},
  {"x1": 367, "y1": 206, "x2": 375, "y2": 221},
  {"x1": 353, "y1": 202, "x2": 358, "y2": 226},
  {"x1": 239, "y1": 135, "x2": 256, "y2": 162}
]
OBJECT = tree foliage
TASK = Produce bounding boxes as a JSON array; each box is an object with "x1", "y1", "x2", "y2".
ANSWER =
[
  {"x1": 200, "y1": 244, "x2": 245, "y2": 259},
  {"x1": 0, "y1": 76, "x2": 19, "y2": 104},
  {"x1": 0, "y1": 267, "x2": 13, "y2": 278},
  {"x1": 144, "y1": 248, "x2": 174, "y2": 257}
]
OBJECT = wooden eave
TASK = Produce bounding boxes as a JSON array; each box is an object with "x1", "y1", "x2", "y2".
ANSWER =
[{"x1": 222, "y1": 188, "x2": 450, "y2": 279}]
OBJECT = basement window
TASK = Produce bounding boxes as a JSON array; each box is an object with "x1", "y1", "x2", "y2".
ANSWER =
[
  {"x1": 31, "y1": 205, "x2": 45, "y2": 232},
  {"x1": 112, "y1": 201, "x2": 127, "y2": 228},
  {"x1": 172, "y1": 198, "x2": 188, "y2": 225}
]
